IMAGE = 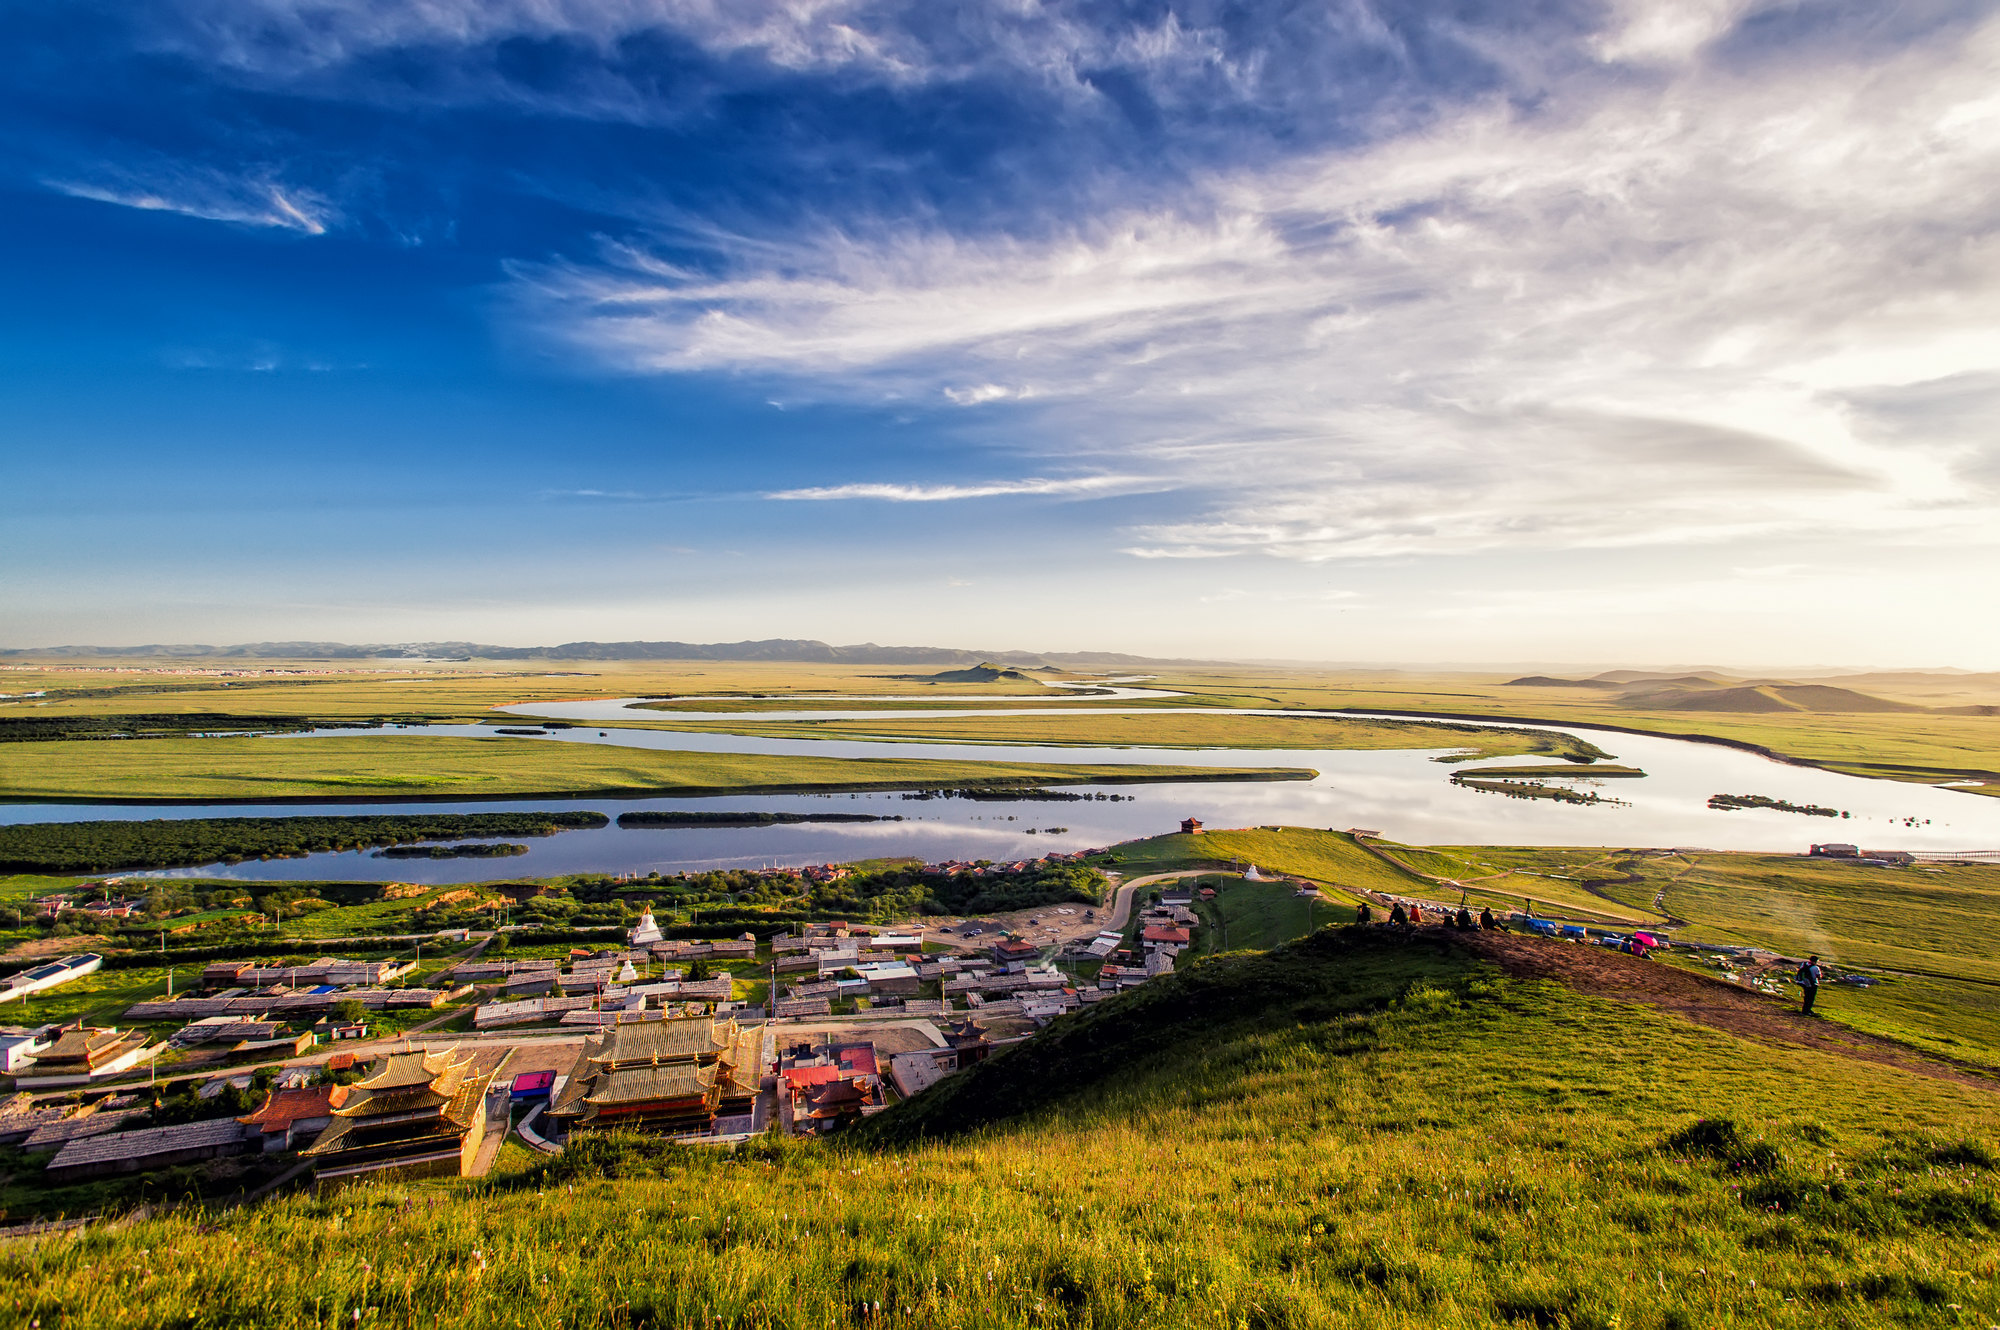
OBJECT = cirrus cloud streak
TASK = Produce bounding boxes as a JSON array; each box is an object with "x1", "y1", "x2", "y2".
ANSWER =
[{"x1": 521, "y1": 10, "x2": 2000, "y2": 560}]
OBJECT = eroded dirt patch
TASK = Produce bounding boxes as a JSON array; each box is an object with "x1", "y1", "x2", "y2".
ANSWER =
[{"x1": 1455, "y1": 929, "x2": 1998, "y2": 1093}]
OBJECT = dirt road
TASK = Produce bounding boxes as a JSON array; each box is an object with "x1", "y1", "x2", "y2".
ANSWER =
[{"x1": 1457, "y1": 929, "x2": 1998, "y2": 1092}]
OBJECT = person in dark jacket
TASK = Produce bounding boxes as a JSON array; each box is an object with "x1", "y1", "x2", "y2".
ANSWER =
[
  {"x1": 1796, "y1": 955, "x2": 1824, "y2": 1015},
  {"x1": 1389, "y1": 902, "x2": 1408, "y2": 926},
  {"x1": 1479, "y1": 907, "x2": 1498, "y2": 931},
  {"x1": 1356, "y1": 902, "x2": 1374, "y2": 925},
  {"x1": 1455, "y1": 906, "x2": 1475, "y2": 930}
]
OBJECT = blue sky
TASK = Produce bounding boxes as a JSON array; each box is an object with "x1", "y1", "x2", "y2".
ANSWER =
[{"x1": 3, "y1": 0, "x2": 1997, "y2": 665}]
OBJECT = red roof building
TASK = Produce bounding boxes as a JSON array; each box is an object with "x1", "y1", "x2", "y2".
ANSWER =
[
  {"x1": 1141, "y1": 926, "x2": 1192, "y2": 946},
  {"x1": 239, "y1": 1083, "x2": 349, "y2": 1152},
  {"x1": 780, "y1": 1064, "x2": 843, "y2": 1092}
]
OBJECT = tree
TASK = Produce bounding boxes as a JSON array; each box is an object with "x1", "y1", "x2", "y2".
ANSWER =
[
  {"x1": 331, "y1": 998, "x2": 366, "y2": 1027},
  {"x1": 685, "y1": 956, "x2": 712, "y2": 982}
]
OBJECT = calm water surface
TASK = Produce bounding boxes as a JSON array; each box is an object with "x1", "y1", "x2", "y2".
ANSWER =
[{"x1": 6, "y1": 690, "x2": 1996, "y2": 881}]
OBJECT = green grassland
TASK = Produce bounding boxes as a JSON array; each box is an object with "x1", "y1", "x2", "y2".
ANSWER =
[
  {"x1": 1108, "y1": 827, "x2": 1428, "y2": 894},
  {"x1": 0, "y1": 659, "x2": 1060, "y2": 725},
  {"x1": 10, "y1": 657, "x2": 1999, "y2": 793},
  {"x1": 1111, "y1": 668, "x2": 2000, "y2": 790},
  {"x1": 10, "y1": 930, "x2": 2000, "y2": 1328},
  {"x1": 620, "y1": 711, "x2": 1615, "y2": 760},
  {"x1": 1186, "y1": 875, "x2": 1358, "y2": 953},
  {"x1": 1092, "y1": 828, "x2": 2000, "y2": 1066},
  {"x1": 1441, "y1": 849, "x2": 2000, "y2": 985},
  {"x1": 0, "y1": 734, "x2": 1308, "y2": 802},
  {"x1": 0, "y1": 962, "x2": 177, "y2": 1029}
]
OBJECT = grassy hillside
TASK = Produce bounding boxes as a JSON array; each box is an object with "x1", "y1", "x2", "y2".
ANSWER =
[
  {"x1": 1097, "y1": 828, "x2": 2000, "y2": 1065},
  {"x1": 11, "y1": 929, "x2": 1998, "y2": 1328},
  {"x1": 1106, "y1": 827, "x2": 1427, "y2": 895},
  {"x1": 0, "y1": 735, "x2": 1308, "y2": 802}
]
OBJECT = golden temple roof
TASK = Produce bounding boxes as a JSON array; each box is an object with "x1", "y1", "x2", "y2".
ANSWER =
[
  {"x1": 583, "y1": 1062, "x2": 715, "y2": 1106},
  {"x1": 590, "y1": 1016, "x2": 733, "y2": 1069},
  {"x1": 331, "y1": 1048, "x2": 475, "y2": 1118}
]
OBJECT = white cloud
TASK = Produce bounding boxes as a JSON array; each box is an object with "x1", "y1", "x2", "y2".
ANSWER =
[
  {"x1": 766, "y1": 475, "x2": 1162, "y2": 502},
  {"x1": 49, "y1": 169, "x2": 333, "y2": 234},
  {"x1": 154, "y1": 0, "x2": 1247, "y2": 105},
  {"x1": 523, "y1": 12, "x2": 2000, "y2": 561}
]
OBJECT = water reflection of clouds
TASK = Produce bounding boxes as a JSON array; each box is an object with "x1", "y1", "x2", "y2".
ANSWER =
[{"x1": 24, "y1": 696, "x2": 2000, "y2": 883}]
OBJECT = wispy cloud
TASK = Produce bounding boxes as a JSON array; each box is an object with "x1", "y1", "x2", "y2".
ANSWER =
[
  {"x1": 766, "y1": 475, "x2": 1164, "y2": 502},
  {"x1": 518, "y1": 10, "x2": 2000, "y2": 561},
  {"x1": 49, "y1": 165, "x2": 333, "y2": 234}
]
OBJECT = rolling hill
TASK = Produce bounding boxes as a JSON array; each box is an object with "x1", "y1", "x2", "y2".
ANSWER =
[
  {"x1": 1614, "y1": 680, "x2": 1927, "y2": 714},
  {"x1": 14, "y1": 928, "x2": 1998, "y2": 1328}
]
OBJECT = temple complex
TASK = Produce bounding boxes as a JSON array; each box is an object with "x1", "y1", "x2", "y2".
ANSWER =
[
  {"x1": 28, "y1": 1026, "x2": 148, "y2": 1081},
  {"x1": 302, "y1": 1046, "x2": 495, "y2": 1184},
  {"x1": 548, "y1": 1015, "x2": 765, "y2": 1137}
]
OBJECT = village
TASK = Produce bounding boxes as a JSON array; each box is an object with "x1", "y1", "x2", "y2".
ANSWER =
[
  {"x1": 0, "y1": 812, "x2": 1878, "y2": 1212},
  {"x1": 0, "y1": 832, "x2": 1241, "y2": 1205}
]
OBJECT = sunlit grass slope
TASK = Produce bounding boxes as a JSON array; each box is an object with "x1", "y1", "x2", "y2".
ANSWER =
[
  {"x1": 1115, "y1": 827, "x2": 2000, "y2": 1067},
  {"x1": 0, "y1": 736, "x2": 1307, "y2": 802},
  {"x1": 12, "y1": 930, "x2": 1999, "y2": 1329}
]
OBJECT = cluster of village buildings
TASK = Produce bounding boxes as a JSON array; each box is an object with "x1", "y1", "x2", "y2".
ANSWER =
[{"x1": 0, "y1": 840, "x2": 1224, "y2": 1201}]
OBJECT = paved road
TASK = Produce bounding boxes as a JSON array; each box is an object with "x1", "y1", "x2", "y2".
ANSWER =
[{"x1": 1102, "y1": 871, "x2": 1213, "y2": 930}]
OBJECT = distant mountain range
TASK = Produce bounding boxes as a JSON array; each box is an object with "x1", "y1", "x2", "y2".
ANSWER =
[
  {"x1": 1504, "y1": 671, "x2": 1945, "y2": 714},
  {"x1": 0, "y1": 639, "x2": 1218, "y2": 668}
]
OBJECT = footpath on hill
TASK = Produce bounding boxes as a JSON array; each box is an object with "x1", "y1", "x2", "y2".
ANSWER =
[{"x1": 1456, "y1": 929, "x2": 2000, "y2": 1093}]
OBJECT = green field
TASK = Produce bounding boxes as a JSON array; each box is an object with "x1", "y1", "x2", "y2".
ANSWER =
[
  {"x1": 1117, "y1": 668, "x2": 2000, "y2": 789},
  {"x1": 0, "y1": 734, "x2": 1309, "y2": 802},
  {"x1": 9, "y1": 930, "x2": 1999, "y2": 1328},
  {"x1": 1109, "y1": 827, "x2": 1444, "y2": 899},
  {"x1": 624, "y1": 711, "x2": 1615, "y2": 761},
  {"x1": 8, "y1": 657, "x2": 2000, "y2": 795},
  {"x1": 1185, "y1": 875, "x2": 1357, "y2": 952},
  {"x1": 0, "y1": 660, "x2": 1061, "y2": 724},
  {"x1": 1088, "y1": 828, "x2": 2000, "y2": 1066}
]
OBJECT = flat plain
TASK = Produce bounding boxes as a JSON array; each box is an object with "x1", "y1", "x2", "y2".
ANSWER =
[{"x1": 0, "y1": 734, "x2": 1305, "y2": 802}]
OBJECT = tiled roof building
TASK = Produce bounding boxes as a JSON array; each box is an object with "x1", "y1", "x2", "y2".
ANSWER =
[
  {"x1": 30, "y1": 1027, "x2": 148, "y2": 1080},
  {"x1": 302, "y1": 1047, "x2": 495, "y2": 1184},
  {"x1": 548, "y1": 1016, "x2": 763, "y2": 1137}
]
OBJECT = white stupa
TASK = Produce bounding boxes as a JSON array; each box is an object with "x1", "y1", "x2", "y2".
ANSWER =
[
  {"x1": 1242, "y1": 864, "x2": 1268, "y2": 881},
  {"x1": 629, "y1": 908, "x2": 663, "y2": 946},
  {"x1": 617, "y1": 960, "x2": 640, "y2": 984}
]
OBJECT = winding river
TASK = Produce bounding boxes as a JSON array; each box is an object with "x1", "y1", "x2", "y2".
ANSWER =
[{"x1": 8, "y1": 686, "x2": 1998, "y2": 882}]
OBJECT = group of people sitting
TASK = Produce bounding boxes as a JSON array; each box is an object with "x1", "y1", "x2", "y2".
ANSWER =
[{"x1": 1355, "y1": 901, "x2": 1502, "y2": 931}]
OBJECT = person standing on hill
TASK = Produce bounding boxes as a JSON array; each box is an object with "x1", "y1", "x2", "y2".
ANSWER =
[{"x1": 1796, "y1": 955, "x2": 1824, "y2": 1015}]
